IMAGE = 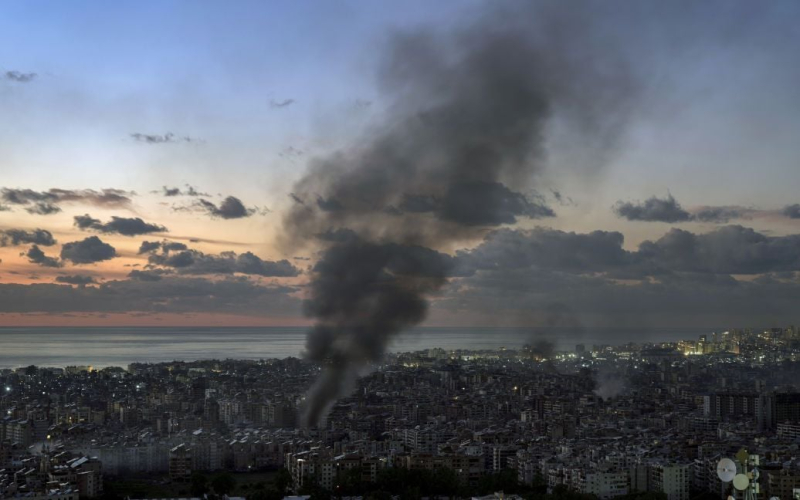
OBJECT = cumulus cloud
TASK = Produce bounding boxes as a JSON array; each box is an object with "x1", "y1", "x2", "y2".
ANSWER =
[
  {"x1": 783, "y1": 204, "x2": 800, "y2": 219},
  {"x1": 0, "y1": 229, "x2": 56, "y2": 247},
  {"x1": 4, "y1": 71, "x2": 36, "y2": 83},
  {"x1": 638, "y1": 225, "x2": 800, "y2": 275},
  {"x1": 0, "y1": 276, "x2": 300, "y2": 316},
  {"x1": 55, "y1": 275, "x2": 98, "y2": 286},
  {"x1": 148, "y1": 247, "x2": 300, "y2": 277},
  {"x1": 74, "y1": 214, "x2": 167, "y2": 236},
  {"x1": 60, "y1": 236, "x2": 117, "y2": 264},
  {"x1": 26, "y1": 245, "x2": 61, "y2": 268},
  {"x1": 615, "y1": 194, "x2": 764, "y2": 224},
  {"x1": 137, "y1": 240, "x2": 187, "y2": 254},
  {"x1": 0, "y1": 188, "x2": 134, "y2": 213},
  {"x1": 459, "y1": 228, "x2": 632, "y2": 274},
  {"x1": 424, "y1": 224, "x2": 800, "y2": 327},
  {"x1": 613, "y1": 195, "x2": 692, "y2": 223},
  {"x1": 189, "y1": 196, "x2": 265, "y2": 219}
]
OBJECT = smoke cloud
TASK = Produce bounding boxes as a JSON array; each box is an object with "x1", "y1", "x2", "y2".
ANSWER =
[
  {"x1": 593, "y1": 368, "x2": 627, "y2": 400},
  {"x1": 283, "y1": 1, "x2": 640, "y2": 426}
]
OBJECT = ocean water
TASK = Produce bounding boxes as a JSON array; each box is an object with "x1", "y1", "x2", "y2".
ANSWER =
[{"x1": 0, "y1": 326, "x2": 705, "y2": 369}]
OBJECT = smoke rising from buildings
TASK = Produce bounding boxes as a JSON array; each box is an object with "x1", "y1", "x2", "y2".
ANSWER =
[
  {"x1": 283, "y1": 1, "x2": 641, "y2": 426},
  {"x1": 593, "y1": 369, "x2": 627, "y2": 400}
]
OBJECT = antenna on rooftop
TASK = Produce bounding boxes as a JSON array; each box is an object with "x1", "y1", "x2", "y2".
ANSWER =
[
  {"x1": 733, "y1": 474, "x2": 750, "y2": 491},
  {"x1": 717, "y1": 458, "x2": 736, "y2": 483},
  {"x1": 718, "y1": 449, "x2": 761, "y2": 500}
]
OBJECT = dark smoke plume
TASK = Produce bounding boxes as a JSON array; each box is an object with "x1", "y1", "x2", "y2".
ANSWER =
[{"x1": 283, "y1": 1, "x2": 640, "y2": 426}]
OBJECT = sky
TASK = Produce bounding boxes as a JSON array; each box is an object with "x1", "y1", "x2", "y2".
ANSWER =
[{"x1": 1, "y1": 0, "x2": 800, "y2": 328}]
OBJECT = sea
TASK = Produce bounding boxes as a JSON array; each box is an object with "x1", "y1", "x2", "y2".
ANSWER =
[{"x1": 0, "y1": 326, "x2": 707, "y2": 369}]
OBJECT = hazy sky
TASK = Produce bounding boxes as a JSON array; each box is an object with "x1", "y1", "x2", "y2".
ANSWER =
[{"x1": 1, "y1": 0, "x2": 799, "y2": 328}]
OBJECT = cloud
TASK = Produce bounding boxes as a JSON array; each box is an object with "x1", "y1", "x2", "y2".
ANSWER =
[
  {"x1": 127, "y1": 269, "x2": 171, "y2": 282},
  {"x1": 638, "y1": 225, "x2": 800, "y2": 275},
  {"x1": 0, "y1": 229, "x2": 56, "y2": 247},
  {"x1": 270, "y1": 98, "x2": 295, "y2": 108},
  {"x1": 4, "y1": 71, "x2": 36, "y2": 83},
  {"x1": 0, "y1": 188, "x2": 134, "y2": 212},
  {"x1": 55, "y1": 275, "x2": 98, "y2": 286},
  {"x1": 60, "y1": 236, "x2": 117, "y2": 264},
  {"x1": 26, "y1": 245, "x2": 61, "y2": 268},
  {"x1": 26, "y1": 203, "x2": 62, "y2": 215},
  {"x1": 783, "y1": 204, "x2": 800, "y2": 219},
  {"x1": 137, "y1": 240, "x2": 187, "y2": 255},
  {"x1": 692, "y1": 205, "x2": 755, "y2": 223},
  {"x1": 0, "y1": 276, "x2": 300, "y2": 316},
  {"x1": 427, "y1": 225, "x2": 800, "y2": 326},
  {"x1": 613, "y1": 195, "x2": 692, "y2": 223},
  {"x1": 130, "y1": 132, "x2": 196, "y2": 144},
  {"x1": 615, "y1": 194, "x2": 763, "y2": 224},
  {"x1": 148, "y1": 247, "x2": 300, "y2": 277},
  {"x1": 74, "y1": 214, "x2": 167, "y2": 236},
  {"x1": 458, "y1": 225, "x2": 800, "y2": 278},
  {"x1": 459, "y1": 228, "x2": 632, "y2": 274},
  {"x1": 190, "y1": 196, "x2": 264, "y2": 219},
  {"x1": 159, "y1": 185, "x2": 209, "y2": 197}
]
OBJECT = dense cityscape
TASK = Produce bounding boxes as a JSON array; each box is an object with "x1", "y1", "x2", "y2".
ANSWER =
[{"x1": 1, "y1": 327, "x2": 799, "y2": 500}]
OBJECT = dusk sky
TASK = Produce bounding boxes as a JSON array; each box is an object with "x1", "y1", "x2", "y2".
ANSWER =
[{"x1": 2, "y1": 0, "x2": 800, "y2": 328}]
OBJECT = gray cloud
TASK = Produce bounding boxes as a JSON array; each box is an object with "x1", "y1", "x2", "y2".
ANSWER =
[
  {"x1": 435, "y1": 264, "x2": 800, "y2": 329},
  {"x1": 26, "y1": 203, "x2": 62, "y2": 215},
  {"x1": 130, "y1": 132, "x2": 195, "y2": 144},
  {"x1": 60, "y1": 236, "x2": 117, "y2": 264},
  {"x1": 613, "y1": 195, "x2": 692, "y2": 223},
  {"x1": 138, "y1": 240, "x2": 187, "y2": 254},
  {"x1": 0, "y1": 188, "x2": 134, "y2": 212},
  {"x1": 55, "y1": 275, "x2": 98, "y2": 286},
  {"x1": 74, "y1": 214, "x2": 167, "y2": 236},
  {"x1": 638, "y1": 225, "x2": 800, "y2": 275},
  {"x1": 192, "y1": 196, "x2": 263, "y2": 219},
  {"x1": 5, "y1": 71, "x2": 36, "y2": 83},
  {"x1": 127, "y1": 269, "x2": 172, "y2": 281},
  {"x1": 270, "y1": 98, "x2": 295, "y2": 108},
  {"x1": 458, "y1": 225, "x2": 800, "y2": 279},
  {"x1": 426, "y1": 224, "x2": 800, "y2": 328},
  {"x1": 0, "y1": 276, "x2": 300, "y2": 316},
  {"x1": 160, "y1": 184, "x2": 209, "y2": 197},
  {"x1": 459, "y1": 228, "x2": 632, "y2": 274},
  {"x1": 0, "y1": 229, "x2": 56, "y2": 247},
  {"x1": 692, "y1": 205, "x2": 755, "y2": 223},
  {"x1": 783, "y1": 204, "x2": 800, "y2": 219},
  {"x1": 148, "y1": 247, "x2": 300, "y2": 277},
  {"x1": 26, "y1": 245, "x2": 61, "y2": 268},
  {"x1": 615, "y1": 193, "x2": 765, "y2": 224}
]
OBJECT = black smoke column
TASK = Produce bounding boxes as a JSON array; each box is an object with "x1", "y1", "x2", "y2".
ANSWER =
[{"x1": 284, "y1": 1, "x2": 639, "y2": 426}]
